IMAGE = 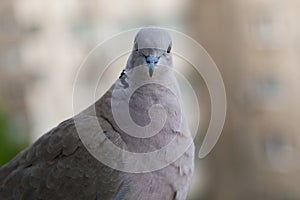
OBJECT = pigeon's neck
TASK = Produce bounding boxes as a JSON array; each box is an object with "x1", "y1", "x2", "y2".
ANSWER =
[
  {"x1": 94, "y1": 66, "x2": 184, "y2": 153},
  {"x1": 126, "y1": 65, "x2": 175, "y2": 84},
  {"x1": 110, "y1": 70, "x2": 184, "y2": 152}
]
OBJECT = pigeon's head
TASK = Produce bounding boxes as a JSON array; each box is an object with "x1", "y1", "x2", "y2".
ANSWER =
[{"x1": 127, "y1": 27, "x2": 173, "y2": 77}]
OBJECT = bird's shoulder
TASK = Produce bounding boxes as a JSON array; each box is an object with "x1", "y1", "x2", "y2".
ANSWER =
[
  {"x1": 0, "y1": 116, "x2": 124, "y2": 199},
  {"x1": 0, "y1": 118, "x2": 75, "y2": 179}
]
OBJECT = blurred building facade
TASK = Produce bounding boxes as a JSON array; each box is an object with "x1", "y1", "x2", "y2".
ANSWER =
[{"x1": 188, "y1": 0, "x2": 300, "y2": 199}]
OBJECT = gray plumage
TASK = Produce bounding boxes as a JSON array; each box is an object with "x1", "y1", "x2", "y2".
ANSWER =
[{"x1": 0, "y1": 27, "x2": 194, "y2": 200}]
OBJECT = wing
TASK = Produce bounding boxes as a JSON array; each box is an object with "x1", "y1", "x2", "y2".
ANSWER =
[{"x1": 0, "y1": 113, "x2": 126, "y2": 199}]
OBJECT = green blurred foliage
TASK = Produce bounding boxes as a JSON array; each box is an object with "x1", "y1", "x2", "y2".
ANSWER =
[{"x1": 0, "y1": 104, "x2": 28, "y2": 167}]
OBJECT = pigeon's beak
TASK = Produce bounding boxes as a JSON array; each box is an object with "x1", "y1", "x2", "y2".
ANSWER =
[{"x1": 145, "y1": 56, "x2": 160, "y2": 77}]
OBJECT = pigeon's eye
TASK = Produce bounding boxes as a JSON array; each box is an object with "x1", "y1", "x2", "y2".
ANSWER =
[{"x1": 167, "y1": 45, "x2": 171, "y2": 53}]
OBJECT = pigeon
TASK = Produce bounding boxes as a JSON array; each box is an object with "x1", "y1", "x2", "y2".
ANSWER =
[{"x1": 0, "y1": 27, "x2": 195, "y2": 200}]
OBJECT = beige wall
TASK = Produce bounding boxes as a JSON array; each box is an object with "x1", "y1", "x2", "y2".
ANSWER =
[{"x1": 188, "y1": 0, "x2": 300, "y2": 199}]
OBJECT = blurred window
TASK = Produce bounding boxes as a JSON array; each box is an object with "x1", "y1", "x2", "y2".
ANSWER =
[
  {"x1": 250, "y1": 8, "x2": 285, "y2": 50},
  {"x1": 264, "y1": 133, "x2": 295, "y2": 173}
]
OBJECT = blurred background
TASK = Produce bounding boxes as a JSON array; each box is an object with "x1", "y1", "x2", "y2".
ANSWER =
[{"x1": 0, "y1": 0, "x2": 300, "y2": 199}]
